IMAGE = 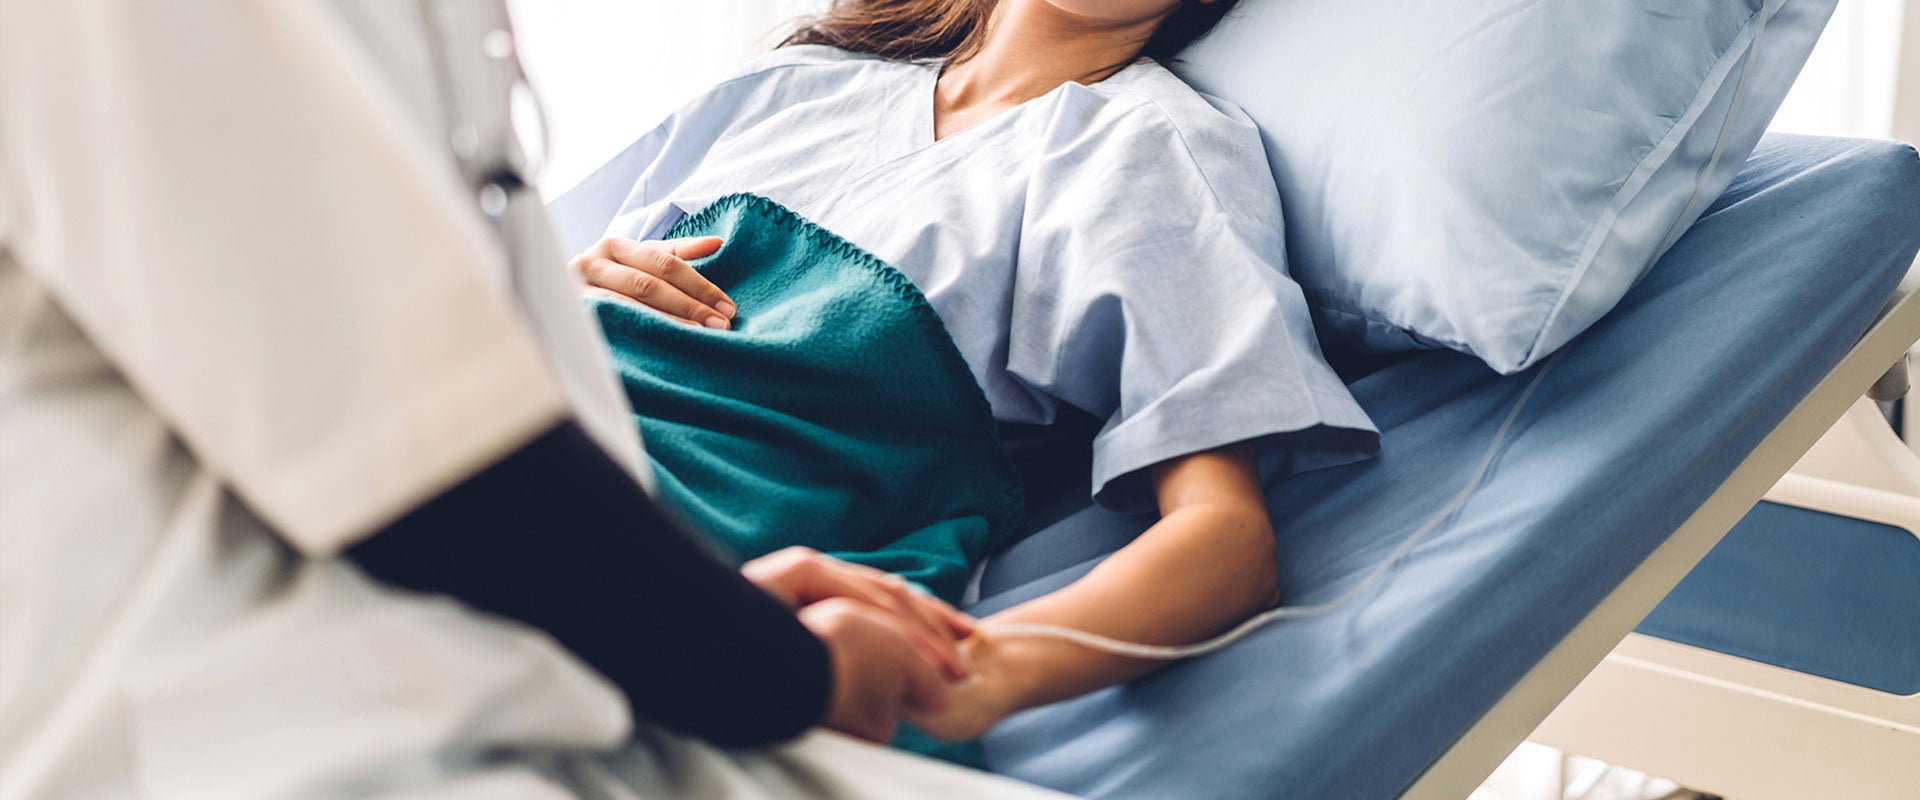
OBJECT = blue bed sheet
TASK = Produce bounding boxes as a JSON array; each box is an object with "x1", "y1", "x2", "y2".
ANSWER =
[{"x1": 967, "y1": 134, "x2": 1920, "y2": 799}]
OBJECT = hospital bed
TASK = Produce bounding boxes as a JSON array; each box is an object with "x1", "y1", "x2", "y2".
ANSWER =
[
  {"x1": 1530, "y1": 392, "x2": 1920, "y2": 789},
  {"x1": 965, "y1": 133, "x2": 1920, "y2": 798}
]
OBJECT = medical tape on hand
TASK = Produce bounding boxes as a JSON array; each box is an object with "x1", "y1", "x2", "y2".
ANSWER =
[{"x1": 984, "y1": 354, "x2": 1560, "y2": 660}]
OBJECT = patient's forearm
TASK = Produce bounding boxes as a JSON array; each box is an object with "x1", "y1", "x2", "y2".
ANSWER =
[
  {"x1": 901, "y1": 443, "x2": 1278, "y2": 740},
  {"x1": 978, "y1": 501, "x2": 1279, "y2": 712}
]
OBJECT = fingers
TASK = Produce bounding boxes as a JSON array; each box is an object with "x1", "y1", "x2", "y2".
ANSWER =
[
  {"x1": 742, "y1": 548, "x2": 972, "y2": 679},
  {"x1": 740, "y1": 546, "x2": 825, "y2": 607},
  {"x1": 669, "y1": 235, "x2": 724, "y2": 261},
  {"x1": 804, "y1": 561, "x2": 970, "y2": 681},
  {"x1": 801, "y1": 601, "x2": 896, "y2": 743},
  {"x1": 571, "y1": 237, "x2": 735, "y2": 327},
  {"x1": 582, "y1": 287, "x2": 639, "y2": 306},
  {"x1": 872, "y1": 570, "x2": 972, "y2": 653},
  {"x1": 576, "y1": 255, "x2": 726, "y2": 328},
  {"x1": 607, "y1": 237, "x2": 735, "y2": 321},
  {"x1": 877, "y1": 611, "x2": 957, "y2": 715},
  {"x1": 937, "y1": 604, "x2": 978, "y2": 639},
  {"x1": 800, "y1": 598, "x2": 956, "y2": 742},
  {"x1": 835, "y1": 559, "x2": 977, "y2": 639},
  {"x1": 749, "y1": 548, "x2": 976, "y2": 632},
  {"x1": 744, "y1": 548, "x2": 885, "y2": 607},
  {"x1": 829, "y1": 599, "x2": 956, "y2": 714}
]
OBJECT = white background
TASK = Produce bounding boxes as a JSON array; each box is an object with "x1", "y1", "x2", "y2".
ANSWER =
[
  {"x1": 1771, "y1": 0, "x2": 1910, "y2": 136},
  {"x1": 508, "y1": 0, "x2": 1916, "y2": 197},
  {"x1": 506, "y1": 0, "x2": 826, "y2": 195}
]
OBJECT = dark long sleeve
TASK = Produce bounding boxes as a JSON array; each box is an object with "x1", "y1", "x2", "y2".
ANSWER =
[{"x1": 346, "y1": 422, "x2": 831, "y2": 748}]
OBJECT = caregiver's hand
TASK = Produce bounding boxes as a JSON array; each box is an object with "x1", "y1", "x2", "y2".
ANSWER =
[
  {"x1": 798, "y1": 597, "x2": 958, "y2": 743},
  {"x1": 570, "y1": 236, "x2": 736, "y2": 330},
  {"x1": 744, "y1": 547, "x2": 975, "y2": 680}
]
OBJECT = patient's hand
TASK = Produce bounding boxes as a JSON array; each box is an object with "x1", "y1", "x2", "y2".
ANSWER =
[
  {"x1": 743, "y1": 547, "x2": 976, "y2": 677},
  {"x1": 903, "y1": 632, "x2": 1027, "y2": 741},
  {"x1": 741, "y1": 548, "x2": 982, "y2": 742},
  {"x1": 569, "y1": 236, "x2": 736, "y2": 330},
  {"x1": 800, "y1": 597, "x2": 960, "y2": 743}
]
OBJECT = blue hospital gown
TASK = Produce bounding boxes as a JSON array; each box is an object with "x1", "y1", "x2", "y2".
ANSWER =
[{"x1": 550, "y1": 45, "x2": 1378, "y2": 513}]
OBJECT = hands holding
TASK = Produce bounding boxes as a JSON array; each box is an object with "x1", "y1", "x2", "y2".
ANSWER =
[{"x1": 740, "y1": 547, "x2": 979, "y2": 743}]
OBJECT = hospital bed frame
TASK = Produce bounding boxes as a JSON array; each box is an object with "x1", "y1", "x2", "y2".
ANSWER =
[
  {"x1": 1396, "y1": 261, "x2": 1920, "y2": 799},
  {"x1": 1527, "y1": 396, "x2": 1920, "y2": 800}
]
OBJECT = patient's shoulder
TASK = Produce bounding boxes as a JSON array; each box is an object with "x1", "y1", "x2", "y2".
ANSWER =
[
  {"x1": 1056, "y1": 61, "x2": 1280, "y2": 218},
  {"x1": 1096, "y1": 61, "x2": 1254, "y2": 118},
  {"x1": 725, "y1": 44, "x2": 904, "y2": 84},
  {"x1": 1084, "y1": 60, "x2": 1266, "y2": 160},
  {"x1": 691, "y1": 45, "x2": 915, "y2": 118}
]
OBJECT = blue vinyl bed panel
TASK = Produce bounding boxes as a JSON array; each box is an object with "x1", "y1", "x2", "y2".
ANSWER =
[
  {"x1": 967, "y1": 134, "x2": 1920, "y2": 799},
  {"x1": 1638, "y1": 500, "x2": 1920, "y2": 695}
]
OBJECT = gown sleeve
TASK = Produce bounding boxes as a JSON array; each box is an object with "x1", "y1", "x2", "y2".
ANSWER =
[{"x1": 1008, "y1": 102, "x2": 1379, "y2": 514}]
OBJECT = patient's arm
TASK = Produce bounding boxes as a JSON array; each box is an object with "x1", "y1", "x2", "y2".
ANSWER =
[{"x1": 907, "y1": 441, "x2": 1280, "y2": 740}]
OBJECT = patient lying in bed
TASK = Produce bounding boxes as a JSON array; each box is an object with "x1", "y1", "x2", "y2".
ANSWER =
[{"x1": 553, "y1": 0, "x2": 1378, "y2": 757}]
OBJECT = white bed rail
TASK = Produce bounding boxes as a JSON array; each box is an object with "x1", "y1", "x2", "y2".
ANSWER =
[
  {"x1": 1400, "y1": 264, "x2": 1920, "y2": 800},
  {"x1": 1526, "y1": 404, "x2": 1920, "y2": 800},
  {"x1": 1532, "y1": 633, "x2": 1920, "y2": 800}
]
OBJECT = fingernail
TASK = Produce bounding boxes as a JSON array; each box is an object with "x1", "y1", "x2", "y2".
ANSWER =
[
  {"x1": 716, "y1": 300, "x2": 736, "y2": 318},
  {"x1": 703, "y1": 316, "x2": 728, "y2": 330}
]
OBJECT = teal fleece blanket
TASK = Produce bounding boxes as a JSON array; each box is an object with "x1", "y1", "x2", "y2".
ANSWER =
[{"x1": 592, "y1": 194, "x2": 1025, "y2": 605}]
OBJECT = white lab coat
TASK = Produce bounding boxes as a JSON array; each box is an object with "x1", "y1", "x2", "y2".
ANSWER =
[{"x1": 0, "y1": 1, "x2": 1067, "y2": 798}]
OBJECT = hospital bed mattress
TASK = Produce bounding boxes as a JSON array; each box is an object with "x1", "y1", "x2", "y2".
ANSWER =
[
  {"x1": 967, "y1": 133, "x2": 1920, "y2": 799},
  {"x1": 1636, "y1": 499, "x2": 1920, "y2": 695}
]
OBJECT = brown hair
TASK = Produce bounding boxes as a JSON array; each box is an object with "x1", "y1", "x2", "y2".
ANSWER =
[{"x1": 782, "y1": 0, "x2": 1241, "y2": 68}]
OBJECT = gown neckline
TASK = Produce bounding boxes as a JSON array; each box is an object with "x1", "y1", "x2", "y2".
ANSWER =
[{"x1": 901, "y1": 58, "x2": 1148, "y2": 156}]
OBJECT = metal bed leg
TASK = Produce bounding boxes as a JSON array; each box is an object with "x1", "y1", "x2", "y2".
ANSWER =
[{"x1": 1869, "y1": 354, "x2": 1909, "y2": 401}]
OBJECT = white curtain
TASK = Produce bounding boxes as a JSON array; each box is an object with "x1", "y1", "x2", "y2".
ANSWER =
[
  {"x1": 512, "y1": 0, "x2": 1916, "y2": 196},
  {"x1": 1771, "y1": 0, "x2": 1910, "y2": 137},
  {"x1": 508, "y1": 0, "x2": 827, "y2": 196}
]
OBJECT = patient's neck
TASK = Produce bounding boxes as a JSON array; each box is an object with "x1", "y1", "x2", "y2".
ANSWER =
[{"x1": 933, "y1": 1, "x2": 1159, "y2": 140}]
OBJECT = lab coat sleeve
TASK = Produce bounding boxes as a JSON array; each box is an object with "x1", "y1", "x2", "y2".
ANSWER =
[
  {"x1": 0, "y1": 0, "x2": 570, "y2": 556},
  {"x1": 349, "y1": 423, "x2": 835, "y2": 747}
]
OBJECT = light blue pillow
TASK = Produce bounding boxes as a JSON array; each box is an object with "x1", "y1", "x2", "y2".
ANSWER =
[{"x1": 1177, "y1": 0, "x2": 1837, "y2": 374}]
